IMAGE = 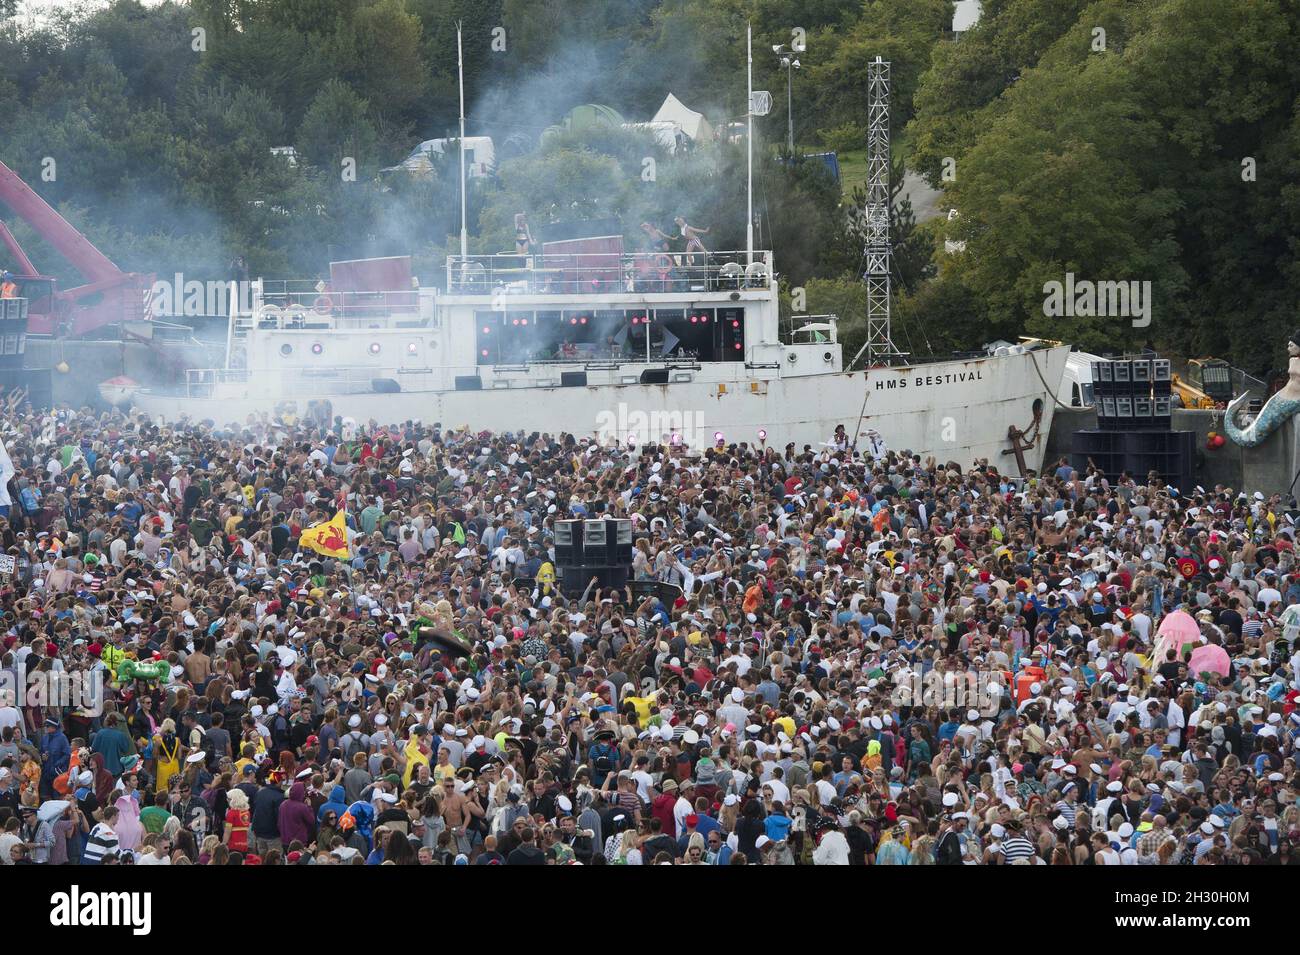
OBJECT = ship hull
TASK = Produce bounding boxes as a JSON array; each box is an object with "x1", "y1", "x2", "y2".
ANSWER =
[{"x1": 133, "y1": 346, "x2": 1070, "y2": 472}]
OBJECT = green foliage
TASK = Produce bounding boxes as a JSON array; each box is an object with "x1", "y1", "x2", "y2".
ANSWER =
[
  {"x1": 0, "y1": 0, "x2": 1292, "y2": 379},
  {"x1": 909, "y1": 0, "x2": 1300, "y2": 369},
  {"x1": 819, "y1": 123, "x2": 865, "y2": 155},
  {"x1": 296, "y1": 79, "x2": 379, "y2": 172}
]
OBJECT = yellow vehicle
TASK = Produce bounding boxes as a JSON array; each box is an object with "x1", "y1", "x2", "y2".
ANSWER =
[{"x1": 1172, "y1": 358, "x2": 1232, "y2": 409}]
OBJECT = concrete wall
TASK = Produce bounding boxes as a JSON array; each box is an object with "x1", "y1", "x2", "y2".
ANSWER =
[{"x1": 1046, "y1": 405, "x2": 1300, "y2": 498}]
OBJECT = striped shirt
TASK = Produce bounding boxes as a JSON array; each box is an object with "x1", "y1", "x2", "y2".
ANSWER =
[
  {"x1": 1001, "y1": 835, "x2": 1037, "y2": 862},
  {"x1": 82, "y1": 822, "x2": 119, "y2": 864},
  {"x1": 1055, "y1": 801, "x2": 1078, "y2": 826}
]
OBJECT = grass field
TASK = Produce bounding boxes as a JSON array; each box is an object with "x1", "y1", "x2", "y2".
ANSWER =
[
  {"x1": 837, "y1": 149, "x2": 868, "y2": 196},
  {"x1": 832, "y1": 126, "x2": 914, "y2": 198}
]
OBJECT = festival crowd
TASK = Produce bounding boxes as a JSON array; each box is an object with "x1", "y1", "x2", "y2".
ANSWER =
[{"x1": 0, "y1": 404, "x2": 1296, "y2": 866}]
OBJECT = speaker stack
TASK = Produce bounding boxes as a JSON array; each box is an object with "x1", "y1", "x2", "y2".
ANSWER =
[
  {"x1": 0, "y1": 296, "x2": 50, "y2": 407},
  {"x1": 1074, "y1": 354, "x2": 1191, "y2": 490},
  {"x1": 1091, "y1": 356, "x2": 1172, "y2": 431},
  {"x1": 553, "y1": 517, "x2": 634, "y2": 597}
]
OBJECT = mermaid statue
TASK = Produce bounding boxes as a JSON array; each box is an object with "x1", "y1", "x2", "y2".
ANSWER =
[{"x1": 1222, "y1": 329, "x2": 1300, "y2": 447}]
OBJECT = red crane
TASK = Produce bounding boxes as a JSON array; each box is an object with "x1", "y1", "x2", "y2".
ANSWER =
[{"x1": 0, "y1": 158, "x2": 153, "y2": 337}]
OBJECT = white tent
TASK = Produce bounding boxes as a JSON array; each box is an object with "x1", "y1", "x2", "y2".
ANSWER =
[
  {"x1": 383, "y1": 137, "x2": 495, "y2": 177},
  {"x1": 651, "y1": 94, "x2": 714, "y2": 142}
]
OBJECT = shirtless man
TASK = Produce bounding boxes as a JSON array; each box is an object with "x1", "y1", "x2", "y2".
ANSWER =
[{"x1": 439, "y1": 776, "x2": 484, "y2": 857}]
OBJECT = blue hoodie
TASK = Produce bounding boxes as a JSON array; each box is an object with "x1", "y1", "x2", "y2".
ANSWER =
[{"x1": 319, "y1": 784, "x2": 348, "y2": 823}]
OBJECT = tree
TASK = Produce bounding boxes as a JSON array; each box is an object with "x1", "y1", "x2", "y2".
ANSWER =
[
  {"x1": 296, "y1": 79, "x2": 380, "y2": 173},
  {"x1": 331, "y1": 0, "x2": 428, "y2": 125}
]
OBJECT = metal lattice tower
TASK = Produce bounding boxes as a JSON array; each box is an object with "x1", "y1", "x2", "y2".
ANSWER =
[{"x1": 863, "y1": 57, "x2": 895, "y2": 363}]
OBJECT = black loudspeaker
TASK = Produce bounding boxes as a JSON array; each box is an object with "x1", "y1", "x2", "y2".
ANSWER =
[
  {"x1": 1096, "y1": 356, "x2": 1175, "y2": 431},
  {"x1": 0, "y1": 297, "x2": 29, "y2": 371},
  {"x1": 558, "y1": 563, "x2": 629, "y2": 595},
  {"x1": 561, "y1": 371, "x2": 587, "y2": 387},
  {"x1": 553, "y1": 519, "x2": 577, "y2": 564},
  {"x1": 1070, "y1": 430, "x2": 1194, "y2": 491},
  {"x1": 639, "y1": 368, "x2": 669, "y2": 384},
  {"x1": 371, "y1": 378, "x2": 401, "y2": 393},
  {"x1": 629, "y1": 579, "x2": 685, "y2": 606},
  {"x1": 582, "y1": 519, "x2": 608, "y2": 556},
  {"x1": 454, "y1": 375, "x2": 482, "y2": 391},
  {"x1": 553, "y1": 518, "x2": 634, "y2": 597}
]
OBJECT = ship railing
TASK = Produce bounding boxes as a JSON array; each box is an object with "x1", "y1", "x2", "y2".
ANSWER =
[
  {"x1": 446, "y1": 250, "x2": 772, "y2": 296},
  {"x1": 250, "y1": 284, "x2": 425, "y2": 329}
]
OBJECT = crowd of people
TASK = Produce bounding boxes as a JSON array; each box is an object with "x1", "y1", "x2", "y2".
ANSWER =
[{"x1": 0, "y1": 403, "x2": 1296, "y2": 866}]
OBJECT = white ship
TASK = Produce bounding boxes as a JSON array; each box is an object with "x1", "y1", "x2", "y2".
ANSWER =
[
  {"x1": 131, "y1": 35, "x2": 1068, "y2": 469},
  {"x1": 129, "y1": 248, "x2": 1070, "y2": 472}
]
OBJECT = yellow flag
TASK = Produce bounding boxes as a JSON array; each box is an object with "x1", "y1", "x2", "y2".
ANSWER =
[{"x1": 301, "y1": 510, "x2": 350, "y2": 558}]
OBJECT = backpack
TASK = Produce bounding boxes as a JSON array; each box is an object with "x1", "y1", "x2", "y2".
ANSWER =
[
  {"x1": 591, "y1": 743, "x2": 617, "y2": 776},
  {"x1": 343, "y1": 731, "x2": 368, "y2": 762}
]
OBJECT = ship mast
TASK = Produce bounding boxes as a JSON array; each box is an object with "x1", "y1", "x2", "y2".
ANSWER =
[
  {"x1": 457, "y1": 21, "x2": 468, "y2": 261},
  {"x1": 862, "y1": 56, "x2": 896, "y2": 364},
  {"x1": 745, "y1": 23, "x2": 754, "y2": 264}
]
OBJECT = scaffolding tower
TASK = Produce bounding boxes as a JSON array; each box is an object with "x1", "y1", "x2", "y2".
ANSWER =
[{"x1": 863, "y1": 56, "x2": 896, "y2": 364}]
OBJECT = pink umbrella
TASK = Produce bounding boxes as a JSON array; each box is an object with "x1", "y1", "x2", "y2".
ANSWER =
[
  {"x1": 1157, "y1": 610, "x2": 1200, "y2": 643},
  {"x1": 1188, "y1": 644, "x2": 1231, "y2": 677},
  {"x1": 1151, "y1": 610, "x2": 1203, "y2": 664}
]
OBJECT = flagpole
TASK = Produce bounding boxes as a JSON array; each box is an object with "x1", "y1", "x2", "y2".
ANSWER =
[
  {"x1": 457, "y1": 20, "x2": 469, "y2": 261},
  {"x1": 746, "y1": 22, "x2": 754, "y2": 265}
]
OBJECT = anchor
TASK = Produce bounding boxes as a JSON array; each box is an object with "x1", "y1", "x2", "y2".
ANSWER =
[{"x1": 1002, "y1": 403, "x2": 1044, "y2": 477}]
